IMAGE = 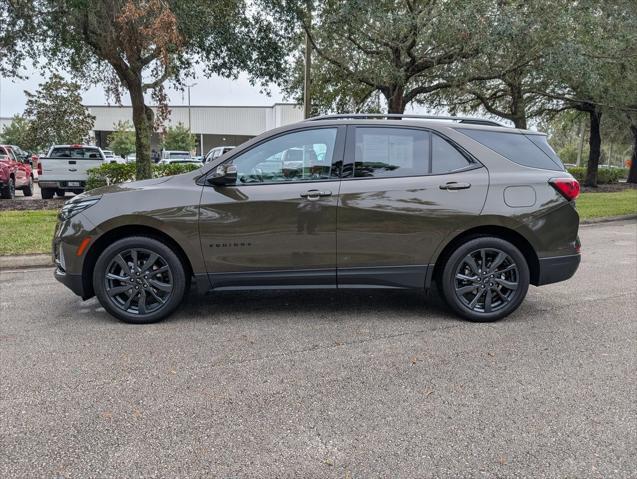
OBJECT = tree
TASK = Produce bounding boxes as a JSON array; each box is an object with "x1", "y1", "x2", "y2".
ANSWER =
[
  {"x1": 162, "y1": 123, "x2": 196, "y2": 152},
  {"x1": 431, "y1": 0, "x2": 570, "y2": 129},
  {"x1": 0, "y1": 0, "x2": 36, "y2": 75},
  {"x1": 0, "y1": 115, "x2": 34, "y2": 151},
  {"x1": 108, "y1": 121, "x2": 136, "y2": 158},
  {"x1": 534, "y1": 0, "x2": 636, "y2": 186},
  {"x1": 16, "y1": 0, "x2": 288, "y2": 179},
  {"x1": 23, "y1": 73, "x2": 95, "y2": 149},
  {"x1": 270, "y1": 0, "x2": 495, "y2": 114}
]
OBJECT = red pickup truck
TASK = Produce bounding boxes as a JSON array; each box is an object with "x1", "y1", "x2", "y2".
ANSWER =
[{"x1": 0, "y1": 145, "x2": 34, "y2": 199}]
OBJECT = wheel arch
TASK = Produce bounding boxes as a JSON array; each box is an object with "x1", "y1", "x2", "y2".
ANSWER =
[
  {"x1": 432, "y1": 225, "x2": 540, "y2": 286},
  {"x1": 81, "y1": 225, "x2": 194, "y2": 298}
]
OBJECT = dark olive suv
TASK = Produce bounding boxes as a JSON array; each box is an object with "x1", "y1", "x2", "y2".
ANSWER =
[{"x1": 53, "y1": 115, "x2": 581, "y2": 324}]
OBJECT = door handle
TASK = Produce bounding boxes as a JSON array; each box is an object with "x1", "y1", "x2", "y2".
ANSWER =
[
  {"x1": 439, "y1": 182, "x2": 471, "y2": 190},
  {"x1": 300, "y1": 189, "x2": 332, "y2": 200}
]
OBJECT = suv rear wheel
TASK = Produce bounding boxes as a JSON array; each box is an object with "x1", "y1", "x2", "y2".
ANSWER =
[
  {"x1": 93, "y1": 236, "x2": 187, "y2": 324},
  {"x1": 22, "y1": 176, "x2": 34, "y2": 196},
  {"x1": 41, "y1": 187, "x2": 55, "y2": 199},
  {"x1": 439, "y1": 237, "x2": 530, "y2": 322}
]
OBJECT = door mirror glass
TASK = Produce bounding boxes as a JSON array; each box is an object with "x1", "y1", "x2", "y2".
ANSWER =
[{"x1": 208, "y1": 164, "x2": 238, "y2": 186}]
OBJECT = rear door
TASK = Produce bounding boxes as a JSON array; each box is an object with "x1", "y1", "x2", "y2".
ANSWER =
[
  {"x1": 336, "y1": 125, "x2": 489, "y2": 288},
  {"x1": 198, "y1": 126, "x2": 345, "y2": 289},
  {"x1": 43, "y1": 146, "x2": 104, "y2": 184}
]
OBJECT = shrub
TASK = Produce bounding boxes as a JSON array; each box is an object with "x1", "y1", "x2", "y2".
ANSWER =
[
  {"x1": 567, "y1": 167, "x2": 628, "y2": 184},
  {"x1": 86, "y1": 162, "x2": 201, "y2": 191}
]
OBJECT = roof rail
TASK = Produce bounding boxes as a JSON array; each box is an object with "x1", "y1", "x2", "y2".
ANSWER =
[{"x1": 305, "y1": 113, "x2": 505, "y2": 127}]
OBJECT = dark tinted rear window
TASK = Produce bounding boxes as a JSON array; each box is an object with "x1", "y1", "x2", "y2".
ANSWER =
[
  {"x1": 458, "y1": 129, "x2": 563, "y2": 171},
  {"x1": 50, "y1": 147, "x2": 103, "y2": 159}
]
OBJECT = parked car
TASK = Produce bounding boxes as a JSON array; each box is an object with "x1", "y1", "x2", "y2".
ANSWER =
[
  {"x1": 204, "y1": 146, "x2": 235, "y2": 163},
  {"x1": 125, "y1": 153, "x2": 136, "y2": 163},
  {"x1": 160, "y1": 150, "x2": 195, "y2": 162},
  {"x1": 102, "y1": 150, "x2": 115, "y2": 162},
  {"x1": 53, "y1": 114, "x2": 581, "y2": 324},
  {"x1": 0, "y1": 145, "x2": 34, "y2": 198},
  {"x1": 38, "y1": 144, "x2": 105, "y2": 199}
]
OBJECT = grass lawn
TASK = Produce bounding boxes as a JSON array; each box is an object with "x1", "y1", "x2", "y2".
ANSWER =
[
  {"x1": 576, "y1": 188, "x2": 637, "y2": 220},
  {"x1": 0, "y1": 210, "x2": 58, "y2": 255},
  {"x1": 0, "y1": 189, "x2": 635, "y2": 256}
]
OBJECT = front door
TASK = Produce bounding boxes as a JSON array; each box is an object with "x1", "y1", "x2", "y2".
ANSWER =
[
  {"x1": 337, "y1": 125, "x2": 489, "y2": 288},
  {"x1": 199, "y1": 126, "x2": 345, "y2": 289}
]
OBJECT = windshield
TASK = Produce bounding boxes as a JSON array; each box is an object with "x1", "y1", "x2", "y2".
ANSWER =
[{"x1": 49, "y1": 147, "x2": 103, "y2": 160}]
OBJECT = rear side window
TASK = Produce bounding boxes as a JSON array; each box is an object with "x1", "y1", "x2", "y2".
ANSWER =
[
  {"x1": 49, "y1": 147, "x2": 103, "y2": 160},
  {"x1": 354, "y1": 127, "x2": 430, "y2": 178},
  {"x1": 458, "y1": 129, "x2": 564, "y2": 171},
  {"x1": 431, "y1": 134, "x2": 472, "y2": 174}
]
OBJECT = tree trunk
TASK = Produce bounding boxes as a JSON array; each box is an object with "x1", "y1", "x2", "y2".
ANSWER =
[
  {"x1": 628, "y1": 124, "x2": 637, "y2": 184},
  {"x1": 386, "y1": 86, "x2": 406, "y2": 114},
  {"x1": 584, "y1": 108, "x2": 602, "y2": 187},
  {"x1": 512, "y1": 116, "x2": 527, "y2": 129},
  {"x1": 129, "y1": 81, "x2": 154, "y2": 180}
]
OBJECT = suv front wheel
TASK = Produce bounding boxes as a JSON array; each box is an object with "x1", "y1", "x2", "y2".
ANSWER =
[
  {"x1": 93, "y1": 236, "x2": 187, "y2": 324},
  {"x1": 439, "y1": 237, "x2": 530, "y2": 322}
]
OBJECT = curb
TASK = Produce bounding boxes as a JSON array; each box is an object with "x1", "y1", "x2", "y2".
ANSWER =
[
  {"x1": 0, "y1": 254, "x2": 52, "y2": 270},
  {"x1": 581, "y1": 214, "x2": 637, "y2": 225}
]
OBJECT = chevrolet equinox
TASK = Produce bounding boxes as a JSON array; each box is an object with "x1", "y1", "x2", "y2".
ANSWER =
[{"x1": 53, "y1": 115, "x2": 581, "y2": 324}]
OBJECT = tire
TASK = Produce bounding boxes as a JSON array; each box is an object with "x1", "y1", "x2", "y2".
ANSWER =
[
  {"x1": 55, "y1": 189, "x2": 65, "y2": 197},
  {"x1": 22, "y1": 176, "x2": 34, "y2": 196},
  {"x1": 41, "y1": 187, "x2": 55, "y2": 199},
  {"x1": 439, "y1": 237, "x2": 530, "y2": 322},
  {"x1": 93, "y1": 236, "x2": 187, "y2": 324},
  {"x1": 1, "y1": 177, "x2": 15, "y2": 199}
]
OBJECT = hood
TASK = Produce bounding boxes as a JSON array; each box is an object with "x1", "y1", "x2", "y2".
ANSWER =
[{"x1": 76, "y1": 176, "x2": 174, "y2": 201}]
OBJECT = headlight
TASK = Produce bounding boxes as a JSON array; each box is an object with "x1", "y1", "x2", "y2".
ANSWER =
[{"x1": 58, "y1": 197, "x2": 101, "y2": 222}]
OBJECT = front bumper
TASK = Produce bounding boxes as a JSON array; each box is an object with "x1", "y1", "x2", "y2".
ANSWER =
[
  {"x1": 54, "y1": 267, "x2": 87, "y2": 298},
  {"x1": 537, "y1": 253, "x2": 581, "y2": 286}
]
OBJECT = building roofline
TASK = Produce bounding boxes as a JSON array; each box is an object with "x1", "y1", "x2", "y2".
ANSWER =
[{"x1": 84, "y1": 102, "x2": 300, "y2": 109}]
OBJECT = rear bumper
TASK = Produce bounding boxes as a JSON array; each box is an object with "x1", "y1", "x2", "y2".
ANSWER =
[
  {"x1": 537, "y1": 254, "x2": 581, "y2": 286},
  {"x1": 39, "y1": 180, "x2": 86, "y2": 190}
]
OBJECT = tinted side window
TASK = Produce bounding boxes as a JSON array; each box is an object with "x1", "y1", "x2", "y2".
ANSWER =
[
  {"x1": 432, "y1": 134, "x2": 471, "y2": 174},
  {"x1": 526, "y1": 134, "x2": 564, "y2": 169},
  {"x1": 354, "y1": 127, "x2": 429, "y2": 178},
  {"x1": 228, "y1": 128, "x2": 337, "y2": 184},
  {"x1": 458, "y1": 129, "x2": 563, "y2": 171}
]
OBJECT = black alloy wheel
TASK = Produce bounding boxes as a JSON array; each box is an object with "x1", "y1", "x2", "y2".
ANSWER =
[
  {"x1": 93, "y1": 236, "x2": 187, "y2": 324},
  {"x1": 440, "y1": 237, "x2": 530, "y2": 322}
]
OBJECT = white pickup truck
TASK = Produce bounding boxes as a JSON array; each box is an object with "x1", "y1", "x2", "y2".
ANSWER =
[{"x1": 38, "y1": 145, "x2": 105, "y2": 198}]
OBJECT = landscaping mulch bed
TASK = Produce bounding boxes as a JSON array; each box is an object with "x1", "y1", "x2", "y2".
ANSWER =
[
  {"x1": 0, "y1": 199, "x2": 64, "y2": 212},
  {"x1": 581, "y1": 182, "x2": 636, "y2": 193}
]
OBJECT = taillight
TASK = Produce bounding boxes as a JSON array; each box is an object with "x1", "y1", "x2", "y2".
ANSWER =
[
  {"x1": 37, "y1": 161, "x2": 43, "y2": 175},
  {"x1": 550, "y1": 178, "x2": 580, "y2": 201}
]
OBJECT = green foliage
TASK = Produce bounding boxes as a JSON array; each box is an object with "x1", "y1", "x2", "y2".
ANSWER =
[
  {"x1": 0, "y1": 115, "x2": 35, "y2": 151},
  {"x1": 23, "y1": 73, "x2": 95, "y2": 150},
  {"x1": 86, "y1": 162, "x2": 201, "y2": 191},
  {"x1": 108, "y1": 121, "x2": 136, "y2": 158},
  {"x1": 161, "y1": 123, "x2": 196, "y2": 152},
  {"x1": 567, "y1": 167, "x2": 628, "y2": 185}
]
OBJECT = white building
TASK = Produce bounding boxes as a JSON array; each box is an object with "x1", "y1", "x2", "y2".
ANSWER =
[
  {"x1": 89, "y1": 103, "x2": 304, "y2": 155},
  {"x1": 2, "y1": 103, "x2": 304, "y2": 154}
]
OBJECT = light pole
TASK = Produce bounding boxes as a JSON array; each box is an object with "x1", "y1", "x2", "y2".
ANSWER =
[{"x1": 184, "y1": 82, "x2": 197, "y2": 131}]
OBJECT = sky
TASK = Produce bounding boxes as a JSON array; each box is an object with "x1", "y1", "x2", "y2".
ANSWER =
[{"x1": 0, "y1": 63, "x2": 287, "y2": 118}]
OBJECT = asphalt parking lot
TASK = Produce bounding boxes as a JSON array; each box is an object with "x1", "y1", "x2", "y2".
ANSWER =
[{"x1": 1, "y1": 220, "x2": 635, "y2": 478}]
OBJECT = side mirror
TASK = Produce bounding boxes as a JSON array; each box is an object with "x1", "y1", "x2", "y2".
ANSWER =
[{"x1": 208, "y1": 164, "x2": 237, "y2": 186}]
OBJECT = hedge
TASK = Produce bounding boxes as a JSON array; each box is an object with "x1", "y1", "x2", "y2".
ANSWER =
[
  {"x1": 567, "y1": 167, "x2": 628, "y2": 184},
  {"x1": 86, "y1": 162, "x2": 202, "y2": 191}
]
